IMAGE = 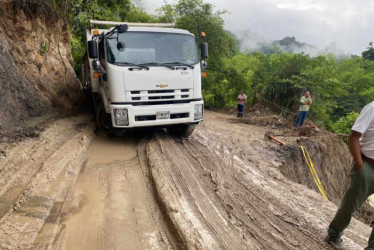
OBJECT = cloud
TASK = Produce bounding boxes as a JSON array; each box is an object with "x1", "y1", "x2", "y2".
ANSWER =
[{"x1": 143, "y1": 0, "x2": 374, "y2": 55}]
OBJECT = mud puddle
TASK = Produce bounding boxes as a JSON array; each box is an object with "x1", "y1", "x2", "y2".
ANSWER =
[{"x1": 57, "y1": 133, "x2": 174, "y2": 250}]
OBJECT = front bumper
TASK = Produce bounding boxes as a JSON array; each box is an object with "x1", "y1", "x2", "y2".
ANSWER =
[{"x1": 109, "y1": 100, "x2": 204, "y2": 128}]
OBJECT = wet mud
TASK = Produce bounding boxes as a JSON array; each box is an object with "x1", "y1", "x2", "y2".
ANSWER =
[{"x1": 0, "y1": 111, "x2": 371, "y2": 249}]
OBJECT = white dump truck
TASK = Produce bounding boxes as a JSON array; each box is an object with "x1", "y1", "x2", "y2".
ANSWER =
[{"x1": 82, "y1": 20, "x2": 208, "y2": 137}]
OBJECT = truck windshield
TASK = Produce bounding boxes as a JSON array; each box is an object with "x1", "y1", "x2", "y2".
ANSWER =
[{"x1": 106, "y1": 32, "x2": 198, "y2": 66}]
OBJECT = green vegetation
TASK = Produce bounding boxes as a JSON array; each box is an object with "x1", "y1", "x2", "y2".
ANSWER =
[
  {"x1": 40, "y1": 41, "x2": 49, "y2": 54},
  {"x1": 333, "y1": 112, "x2": 359, "y2": 141},
  {"x1": 208, "y1": 52, "x2": 374, "y2": 130},
  {"x1": 47, "y1": 0, "x2": 373, "y2": 133}
]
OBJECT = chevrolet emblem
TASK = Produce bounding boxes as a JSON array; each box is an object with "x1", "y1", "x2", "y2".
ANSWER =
[{"x1": 156, "y1": 84, "x2": 168, "y2": 88}]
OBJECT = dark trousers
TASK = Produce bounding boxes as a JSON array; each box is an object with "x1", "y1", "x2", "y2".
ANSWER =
[
  {"x1": 328, "y1": 161, "x2": 374, "y2": 249},
  {"x1": 237, "y1": 104, "x2": 244, "y2": 118},
  {"x1": 294, "y1": 111, "x2": 308, "y2": 127}
]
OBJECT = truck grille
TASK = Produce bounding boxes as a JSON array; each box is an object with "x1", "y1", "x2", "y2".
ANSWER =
[{"x1": 130, "y1": 89, "x2": 190, "y2": 101}]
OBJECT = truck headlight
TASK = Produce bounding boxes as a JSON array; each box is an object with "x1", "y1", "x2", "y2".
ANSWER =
[
  {"x1": 194, "y1": 104, "x2": 204, "y2": 120},
  {"x1": 113, "y1": 108, "x2": 129, "y2": 126}
]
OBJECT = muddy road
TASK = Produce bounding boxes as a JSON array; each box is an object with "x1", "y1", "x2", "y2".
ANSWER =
[{"x1": 0, "y1": 111, "x2": 371, "y2": 249}]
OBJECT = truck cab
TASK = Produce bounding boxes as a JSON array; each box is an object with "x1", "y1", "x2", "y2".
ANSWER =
[{"x1": 83, "y1": 20, "x2": 208, "y2": 137}]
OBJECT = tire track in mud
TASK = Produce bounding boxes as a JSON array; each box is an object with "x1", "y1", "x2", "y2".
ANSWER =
[
  {"x1": 143, "y1": 111, "x2": 371, "y2": 249},
  {"x1": 53, "y1": 134, "x2": 180, "y2": 250},
  {"x1": 146, "y1": 135, "x2": 246, "y2": 249},
  {"x1": 0, "y1": 123, "x2": 82, "y2": 220},
  {"x1": 0, "y1": 115, "x2": 95, "y2": 249}
]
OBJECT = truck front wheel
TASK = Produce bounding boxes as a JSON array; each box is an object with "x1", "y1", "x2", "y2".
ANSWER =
[
  {"x1": 96, "y1": 103, "x2": 113, "y2": 131},
  {"x1": 167, "y1": 124, "x2": 195, "y2": 138}
]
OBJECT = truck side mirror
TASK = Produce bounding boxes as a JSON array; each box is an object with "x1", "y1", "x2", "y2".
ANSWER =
[
  {"x1": 118, "y1": 24, "x2": 129, "y2": 33},
  {"x1": 201, "y1": 42, "x2": 208, "y2": 59},
  {"x1": 88, "y1": 40, "x2": 98, "y2": 59}
]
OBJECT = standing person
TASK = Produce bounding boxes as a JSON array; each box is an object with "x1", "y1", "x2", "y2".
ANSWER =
[
  {"x1": 237, "y1": 91, "x2": 247, "y2": 118},
  {"x1": 326, "y1": 101, "x2": 374, "y2": 249},
  {"x1": 294, "y1": 91, "x2": 312, "y2": 127}
]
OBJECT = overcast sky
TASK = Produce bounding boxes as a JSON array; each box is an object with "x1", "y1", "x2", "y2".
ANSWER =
[{"x1": 138, "y1": 0, "x2": 374, "y2": 55}]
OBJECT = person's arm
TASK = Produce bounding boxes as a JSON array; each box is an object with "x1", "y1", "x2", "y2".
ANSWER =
[
  {"x1": 308, "y1": 97, "x2": 312, "y2": 105},
  {"x1": 300, "y1": 97, "x2": 306, "y2": 105},
  {"x1": 350, "y1": 104, "x2": 374, "y2": 171},
  {"x1": 348, "y1": 130, "x2": 363, "y2": 171}
]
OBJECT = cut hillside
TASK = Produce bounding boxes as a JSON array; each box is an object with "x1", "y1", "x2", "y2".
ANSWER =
[{"x1": 0, "y1": 0, "x2": 82, "y2": 131}]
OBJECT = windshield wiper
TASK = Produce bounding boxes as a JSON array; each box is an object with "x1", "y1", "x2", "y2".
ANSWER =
[
  {"x1": 139, "y1": 62, "x2": 175, "y2": 70},
  {"x1": 165, "y1": 62, "x2": 194, "y2": 69},
  {"x1": 115, "y1": 62, "x2": 149, "y2": 70}
]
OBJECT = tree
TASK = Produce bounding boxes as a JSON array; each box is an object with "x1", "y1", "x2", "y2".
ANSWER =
[
  {"x1": 50, "y1": 0, "x2": 157, "y2": 79},
  {"x1": 157, "y1": 4, "x2": 176, "y2": 23},
  {"x1": 171, "y1": 0, "x2": 238, "y2": 69},
  {"x1": 362, "y1": 42, "x2": 374, "y2": 60}
]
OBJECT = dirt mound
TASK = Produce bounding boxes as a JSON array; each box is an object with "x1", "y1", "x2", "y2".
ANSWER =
[
  {"x1": 218, "y1": 104, "x2": 318, "y2": 129},
  {"x1": 0, "y1": 1, "x2": 83, "y2": 131}
]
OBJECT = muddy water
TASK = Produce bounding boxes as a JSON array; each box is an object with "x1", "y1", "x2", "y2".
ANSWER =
[
  {"x1": 85, "y1": 135, "x2": 138, "y2": 164},
  {"x1": 59, "y1": 134, "x2": 171, "y2": 250}
]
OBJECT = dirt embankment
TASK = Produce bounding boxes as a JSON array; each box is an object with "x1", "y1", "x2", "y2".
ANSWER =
[
  {"x1": 0, "y1": 0, "x2": 82, "y2": 131},
  {"x1": 280, "y1": 135, "x2": 351, "y2": 205}
]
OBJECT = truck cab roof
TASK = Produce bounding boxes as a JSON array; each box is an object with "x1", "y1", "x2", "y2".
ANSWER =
[
  {"x1": 126, "y1": 27, "x2": 194, "y2": 35},
  {"x1": 87, "y1": 20, "x2": 194, "y2": 37},
  {"x1": 88, "y1": 27, "x2": 194, "y2": 37}
]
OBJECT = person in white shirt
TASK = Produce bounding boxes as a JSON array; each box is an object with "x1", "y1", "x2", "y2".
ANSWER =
[
  {"x1": 237, "y1": 91, "x2": 247, "y2": 118},
  {"x1": 326, "y1": 101, "x2": 374, "y2": 249}
]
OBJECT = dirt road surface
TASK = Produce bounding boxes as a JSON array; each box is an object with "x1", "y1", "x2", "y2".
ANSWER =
[{"x1": 0, "y1": 111, "x2": 371, "y2": 249}]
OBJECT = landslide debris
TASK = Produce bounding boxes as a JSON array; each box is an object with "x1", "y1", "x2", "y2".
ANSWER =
[
  {"x1": 141, "y1": 110, "x2": 370, "y2": 249},
  {"x1": 0, "y1": 0, "x2": 82, "y2": 131}
]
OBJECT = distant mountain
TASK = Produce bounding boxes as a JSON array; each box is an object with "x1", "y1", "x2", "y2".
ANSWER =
[{"x1": 272, "y1": 36, "x2": 319, "y2": 54}]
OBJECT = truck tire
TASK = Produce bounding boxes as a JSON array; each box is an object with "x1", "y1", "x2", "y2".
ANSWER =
[
  {"x1": 167, "y1": 124, "x2": 195, "y2": 138},
  {"x1": 96, "y1": 102, "x2": 113, "y2": 131}
]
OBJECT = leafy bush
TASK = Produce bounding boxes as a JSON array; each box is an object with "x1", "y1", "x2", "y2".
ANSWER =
[{"x1": 333, "y1": 112, "x2": 359, "y2": 141}]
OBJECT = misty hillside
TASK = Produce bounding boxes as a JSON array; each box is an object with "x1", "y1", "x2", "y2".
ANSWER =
[
  {"x1": 273, "y1": 36, "x2": 318, "y2": 54},
  {"x1": 235, "y1": 30, "x2": 348, "y2": 57}
]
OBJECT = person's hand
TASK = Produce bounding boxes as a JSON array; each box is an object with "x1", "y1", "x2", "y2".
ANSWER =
[{"x1": 355, "y1": 159, "x2": 364, "y2": 172}]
